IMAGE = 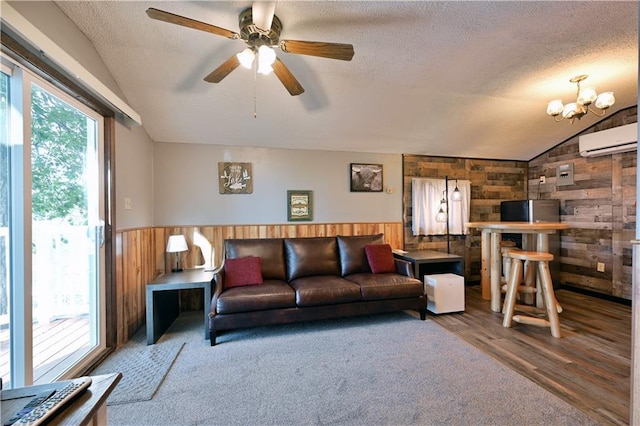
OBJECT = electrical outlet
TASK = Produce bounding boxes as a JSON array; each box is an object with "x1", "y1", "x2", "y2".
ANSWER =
[
  {"x1": 539, "y1": 176, "x2": 546, "y2": 184},
  {"x1": 597, "y1": 262, "x2": 605, "y2": 273},
  {"x1": 124, "y1": 197, "x2": 132, "y2": 210}
]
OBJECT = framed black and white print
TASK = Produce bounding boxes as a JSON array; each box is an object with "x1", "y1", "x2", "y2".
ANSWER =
[{"x1": 350, "y1": 163, "x2": 383, "y2": 192}]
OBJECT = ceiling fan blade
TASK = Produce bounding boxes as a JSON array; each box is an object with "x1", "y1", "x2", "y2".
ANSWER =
[
  {"x1": 279, "y1": 40, "x2": 354, "y2": 61},
  {"x1": 146, "y1": 8, "x2": 239, "y2": 40},
  {"x1": 272, "y1": 58, "x2": 305, "y2": 96},
  {"x1": 252, "y1": 1, "x2": 276, "y2": 32},
  {"x1": 204, "y1": 55, "x2": 241, "y2": 83}
]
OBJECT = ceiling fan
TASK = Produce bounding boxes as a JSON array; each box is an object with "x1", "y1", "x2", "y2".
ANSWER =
[{"x1": 146, "y1": 2, "x2": 355, "y2": 96}]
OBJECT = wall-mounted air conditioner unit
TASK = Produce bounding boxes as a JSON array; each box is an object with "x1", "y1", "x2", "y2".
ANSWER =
[{"x1": 579, "y1": 122, "x2": 638, "y2": 157}]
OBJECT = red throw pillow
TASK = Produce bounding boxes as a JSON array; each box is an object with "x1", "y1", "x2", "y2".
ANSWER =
[
  {"x1": 224, "y1": 257, "x2": 263, "y2": 288},
  {"x1": 364, "y1": 244, "x2": 396, "y2": 274}
]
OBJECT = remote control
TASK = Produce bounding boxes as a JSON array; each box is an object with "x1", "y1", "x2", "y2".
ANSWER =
[
  {"x1": 4, "y1": 390, "x2": 55, "y2": 426},
  {"x1": 13, "y1": 377, "x2": 92, "y2": 426}
]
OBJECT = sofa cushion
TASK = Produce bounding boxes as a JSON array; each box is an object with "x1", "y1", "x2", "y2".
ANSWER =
[
  {"x1": 284, "y1": 237, "x2": 340, "y2": 281},
  {"x1": 345, "y1": 273, "x2": 423, "y2": 301},
  {"x1": 216, "y1": 280, "x2": 296, "y2": 314},
  {"x1": 365, "y1": 244, "x2": 396, "y2": 274},
  {"x1": 225, "y1": 238, "x2": 286, "y2": 281},
  {"x1": 224, "y1": 256, "x2": 263, "y2": 289},
  {"x1": 289, "y1": 276, "x2": 361, "y2": 306},
  {"x1": 337, "y1": 234, "x2": 384, "y2": 276}
]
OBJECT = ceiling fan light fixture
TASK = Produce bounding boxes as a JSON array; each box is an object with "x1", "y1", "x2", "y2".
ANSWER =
[
  {"x1": 257, "y1": 45, "x2": 276, "y2": 75},
  {"x1": 546, "y1": 74, "x2": 614, "y2": 123},
  {"x1": 237, "y1": 48, "x2": 255, "y2": 69}
]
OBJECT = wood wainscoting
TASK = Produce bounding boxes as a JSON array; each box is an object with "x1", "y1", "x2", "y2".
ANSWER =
[{"x1": 114, "y1": 222, "x2": 403, "y2": 346}]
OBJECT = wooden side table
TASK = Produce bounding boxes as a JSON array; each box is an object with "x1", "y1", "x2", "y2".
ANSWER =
[
  {"x1": 1, "y1": 373, "x2": 121, "y2": 425},
  {"x1": 146, "y1": 268, "x2": 214, "y2": 344}
]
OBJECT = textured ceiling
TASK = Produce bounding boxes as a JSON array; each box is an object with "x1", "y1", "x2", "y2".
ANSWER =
[{"x1": 53, "y1": 1, "x2": 638, "y2": 160}]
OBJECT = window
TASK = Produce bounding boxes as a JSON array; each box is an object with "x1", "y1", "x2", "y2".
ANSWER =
[{"x1": 411, "y1": 178, "x2": 471, "y2": 236}]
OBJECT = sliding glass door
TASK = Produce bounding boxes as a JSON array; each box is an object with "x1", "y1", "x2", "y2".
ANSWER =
[
  {"x1": 29, "y1": 82, "x2": 104, "y2": 383},
  {"x1": 0, "y1": 59, "x2": 106, "y2": 388},
  {"x1": 0, "y1": 66, "x2": 11, "y2": 389}
]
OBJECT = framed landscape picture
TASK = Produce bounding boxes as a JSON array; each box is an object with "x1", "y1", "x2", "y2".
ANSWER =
[
  {"x1": 350, "y1": 163, "x2": 383, "y2": 192},
  {"x1": 287, "y1": 190, "x2": 313, "y2": 221}
]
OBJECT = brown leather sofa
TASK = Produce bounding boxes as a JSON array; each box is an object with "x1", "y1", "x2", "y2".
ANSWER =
[{"x1": 209, "y1": 234, "x2": 426, "y2": 345}]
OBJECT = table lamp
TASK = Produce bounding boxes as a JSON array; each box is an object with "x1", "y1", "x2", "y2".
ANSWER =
[{"x1": 166, "y1": 234, "x2": 188, "y2": 272}]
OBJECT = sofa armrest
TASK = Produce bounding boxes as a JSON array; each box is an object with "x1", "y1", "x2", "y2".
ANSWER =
[
  {"x1": 210, "y1": 269, "x2": 225, "y2": 316},
  {"x1": 394, "y1": 258, "x2": 416, "y2": 278}
]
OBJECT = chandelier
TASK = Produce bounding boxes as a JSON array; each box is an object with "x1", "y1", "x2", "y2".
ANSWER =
[{"x1": 546, "y1": 74, "x2": 615, "y2": 124}]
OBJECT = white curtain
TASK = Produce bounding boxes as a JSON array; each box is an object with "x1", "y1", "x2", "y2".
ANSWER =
[{"x1": 411, "y1": 178, "x2": 471, "y2": 236}]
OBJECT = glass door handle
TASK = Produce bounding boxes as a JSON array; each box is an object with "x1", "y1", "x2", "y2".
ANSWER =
[{"x1": 98, "y1": 220, "x2": 105, "y2": 247}]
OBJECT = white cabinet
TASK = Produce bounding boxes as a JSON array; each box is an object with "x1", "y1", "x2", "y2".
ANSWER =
[{"x1": 424, "y1": 273, "x2": 465, "y2": 314}]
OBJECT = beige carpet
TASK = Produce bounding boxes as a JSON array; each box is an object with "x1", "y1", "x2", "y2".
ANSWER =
[{"x1": 103, "y1": 311, "x2": 599, "y2": 425}]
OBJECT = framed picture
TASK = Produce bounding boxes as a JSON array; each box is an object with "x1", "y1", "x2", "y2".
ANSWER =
[
  {"x1": 350, "y1": 163, "x2": 383, "y2": 192},
  {"x1": 287, "y1": 190, "x2": 313, "y2": 221},
  {"x1": 218, "y1": 162, "x2": 253, "y2": 194}
]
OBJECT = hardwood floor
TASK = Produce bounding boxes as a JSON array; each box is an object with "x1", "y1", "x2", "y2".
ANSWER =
[{"x1": 429, "y1": 285, "x2": 631, "y2": 426}]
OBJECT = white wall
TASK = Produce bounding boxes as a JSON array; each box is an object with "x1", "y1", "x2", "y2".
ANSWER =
[
  {"x1": 9, "y1": 1, "x2": 155, "y2": 230},
  {"x1": 115, "y1": 124, "x2": 154, "y2": 229},
  {"x1": 153, "y1": 143, "x2": 402, "y2": 226}
]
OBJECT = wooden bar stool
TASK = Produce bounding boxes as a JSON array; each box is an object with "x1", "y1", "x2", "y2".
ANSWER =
[
  {"x1": 500, "y1": 247, "x2": 536, "y2": 312},
  {"x1": 500, "y1": 241, "x2": 517, "y2": 285},
  {"x1": 502, "y1": 250, "x2": 561, "y2": 338}
]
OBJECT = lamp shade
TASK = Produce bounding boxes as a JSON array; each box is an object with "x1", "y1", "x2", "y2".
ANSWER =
[
  {"x1": 166, "y1": 235, "x2": 188, "y2": 253},
  {"x1": 451, "y1": 180, "x2": 462, "y2": 201},
  {"x1": 562, "y1": 102, "x2": 579, "y2": 119},
  {"x1": 546, "y1": 99, "x2": 564, "y2": 116},
  {"x1": 236, "y1": 48, "x2": 255, "y2": 69},
  {"x1": 577, "y1": 87, "x2": 597, "y2": 105},
  {"x1": 595, "y1": 92, "x2": 615, "y2": 109},
  {"x1": 435, "y1": 207, "x2": 447, "y2": 223},
  {"x1": 257, "y1": 45, "x2": 276, "y2": 75}
]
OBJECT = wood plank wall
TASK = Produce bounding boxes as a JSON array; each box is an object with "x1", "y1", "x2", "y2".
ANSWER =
[
  {"x1": 529, "y1": 107, "x2": 637, "y2": 299},
  {"x1": 402, "y1": 155, "x2": 529, "y2": 282},
  {"x1": 114, "y1": 222, "x2": 403, "y2": 345}
]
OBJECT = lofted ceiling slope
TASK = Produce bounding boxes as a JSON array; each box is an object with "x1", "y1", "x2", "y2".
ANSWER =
[{"x1": 51, "y1": 1, "x2": 638, "y2": 160}]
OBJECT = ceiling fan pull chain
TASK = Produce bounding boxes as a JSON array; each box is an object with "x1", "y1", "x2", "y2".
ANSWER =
[{"x1": 253, "y1": 60, "x2": 258, "y2": 118}]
